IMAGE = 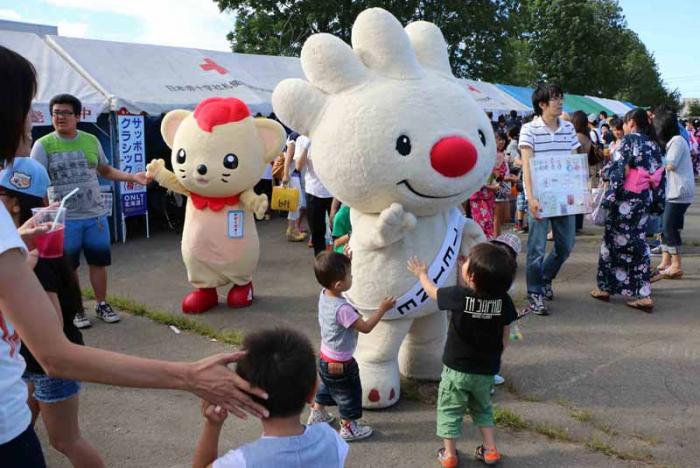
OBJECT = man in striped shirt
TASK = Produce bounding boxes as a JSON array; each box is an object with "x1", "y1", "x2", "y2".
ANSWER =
[{"x1": 519, "y1": 83, "x2": 583, "y2": 316}]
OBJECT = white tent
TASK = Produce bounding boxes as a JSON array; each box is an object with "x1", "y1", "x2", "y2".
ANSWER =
[
  {"x1": 47, "y1": 36, "x2": 305, "y2": 116},
  {"x1": 460, "y1": 79, "x2": 531, "y2": 118},
  {"x1": 0, "y1": 30, "x2": 108, "y2": 125},
  {"x1": 586, "y1": 96, "x2": 632, "y2": 116}
]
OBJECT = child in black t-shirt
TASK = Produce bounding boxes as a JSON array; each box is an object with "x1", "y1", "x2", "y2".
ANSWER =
[{"x1": 407, "y1": 243, "x2": 517, "y2": 467}]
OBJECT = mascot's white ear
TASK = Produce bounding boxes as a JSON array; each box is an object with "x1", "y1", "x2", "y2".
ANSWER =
[
  {"x1": 301, "y1": 33, "x2": 367, "y2": 94},
  {"x1": 254, "y1": 118, "x2": 287, "y2": 163},
  {"x1": 405, "y1": 20, "x2": 454, "y2": 78},
  {"x1": 161, "y1": 110, "x2": 190, "y2": 148},
  {"x1": 272, "y1": 79, "x2": 327, "y2": 136},
  {"x1": 351, "y1": 8, "x2": 422, "y2": 79}
]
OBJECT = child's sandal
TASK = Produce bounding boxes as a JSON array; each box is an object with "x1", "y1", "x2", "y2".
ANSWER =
[{"x1": 437, "y1": 448, "x2": 459, "y2": 468}]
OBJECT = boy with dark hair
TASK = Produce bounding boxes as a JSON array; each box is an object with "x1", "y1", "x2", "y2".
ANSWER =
[
  {"x1": 408, "y1": 243, "x2": 518, "y2": 467},
  {"x1": 308, "y1": 251, "x2": 395, "y2": 441},
  {"x1": 193, "y1": 328, "x2": 348, "y2": 468}
]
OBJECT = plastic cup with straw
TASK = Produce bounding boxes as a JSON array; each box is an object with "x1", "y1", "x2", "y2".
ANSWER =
[{"x1": 31, "y1": 187, "x2": 78, "y2": 258}]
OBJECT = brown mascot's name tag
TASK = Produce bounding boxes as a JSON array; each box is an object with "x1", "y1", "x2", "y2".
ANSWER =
[{"x1": 227, "y1": 210, "x2": 244, "y2": 238}]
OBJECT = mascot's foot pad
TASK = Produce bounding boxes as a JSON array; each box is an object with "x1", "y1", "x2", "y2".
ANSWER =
[
  {"x1": 227, "y1": 282, "x2": 254, "y2": 308},
  {"x1": 182, "y1": 288, "x2": 219, "y2": 314}
]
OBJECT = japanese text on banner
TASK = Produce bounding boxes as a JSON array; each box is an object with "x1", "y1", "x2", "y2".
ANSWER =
[{"x1": 117, "y1": 115, "x2": 147, "y2": 218}]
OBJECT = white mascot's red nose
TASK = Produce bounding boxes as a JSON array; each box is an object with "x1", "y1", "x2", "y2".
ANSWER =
[{"x1": 430, "y1": 136, "x2": 478, "y2": 177}]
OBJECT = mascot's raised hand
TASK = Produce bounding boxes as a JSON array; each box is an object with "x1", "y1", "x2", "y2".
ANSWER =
[
  {"x1": 148, "y1": 97, "x2": 285, "y2": 314},
  {"x1": 273, "y1": 8, "x2": 495, "y2": 408}
]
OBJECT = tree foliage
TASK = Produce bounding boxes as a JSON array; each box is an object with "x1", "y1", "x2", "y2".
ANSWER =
[
  {"x1": 214, "y1": 0, "x2": 679, "y2": 106},
  {"x1": 214, "y1": 0, "x2": 518, "y2": 81}
]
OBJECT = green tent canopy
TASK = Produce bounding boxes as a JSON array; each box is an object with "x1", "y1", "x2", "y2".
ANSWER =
[{"x1": 564, "y1": 94, "x2": 613, "y2": 116}]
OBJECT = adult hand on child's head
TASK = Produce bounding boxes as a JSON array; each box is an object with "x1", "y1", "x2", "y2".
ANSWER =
[
  {"x1": 406, "y1": 256, "x2": 428, "y2": 276},
  {"x1": 201, "y1": 399, "x2": 228, "y2": 426},
  {"x1": 187, "y1": 351, "x2": 269, "y2": 420}
]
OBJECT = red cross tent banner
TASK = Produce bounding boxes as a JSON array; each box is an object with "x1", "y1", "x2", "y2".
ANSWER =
[{"x1": 46, "y1": 35, "x2": 306, "y2": 116}]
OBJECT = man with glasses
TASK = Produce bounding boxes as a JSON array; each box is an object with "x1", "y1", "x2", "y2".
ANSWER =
[
  {"x1": 31, "y1": 94, "x2": 148, "y2": 328},
  {"x1": 519, "y1": 83, "x2": 584, "y2": 316}
]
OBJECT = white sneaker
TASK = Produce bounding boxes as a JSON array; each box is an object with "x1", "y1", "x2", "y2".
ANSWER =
[
  {"x1": 307, "y1": 408, "x2": 335, "y2": 425},
  {"x1": 73, "y1": 311, "x2": 91, "y2": 329},
  {"x1": 494, "y1": 374, "x2": 505, "y2": 385},
  {"x1": 340, "y1": 420, "x2": 373, "y2": 442},
  {"x1": 95, "y1": 302, "x2": 120, "y2": 323}
]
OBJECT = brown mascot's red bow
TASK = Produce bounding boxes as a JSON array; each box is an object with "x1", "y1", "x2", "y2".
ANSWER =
[{"x1": 189, "y1": 193, "x2": 240, "y2": 211}]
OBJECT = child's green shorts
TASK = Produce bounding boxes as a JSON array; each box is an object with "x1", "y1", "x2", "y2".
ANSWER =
[{"x1": 436, "y1": 366, "x2": 494, "y2": 439}]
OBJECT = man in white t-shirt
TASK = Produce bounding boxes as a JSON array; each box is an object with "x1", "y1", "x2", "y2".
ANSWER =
[
  {"x1": 519, "y1": 82, "x2": 583, "y2": 316},
  {"x1": 294, "y1": 135, "x2": 334, "y2": 256}
]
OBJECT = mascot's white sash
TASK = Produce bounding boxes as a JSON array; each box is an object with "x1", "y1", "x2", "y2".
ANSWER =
[{"x1": 384, "y1": 207, "x2": 465, "y2": 320}]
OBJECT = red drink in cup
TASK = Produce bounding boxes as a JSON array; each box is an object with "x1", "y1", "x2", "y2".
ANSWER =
[
  {"x1": 31, "y1": 207, "x2": 66, "y2": 258},
  {"x1": 35, "y1": 226, "x2": 65, "y2": 258}
]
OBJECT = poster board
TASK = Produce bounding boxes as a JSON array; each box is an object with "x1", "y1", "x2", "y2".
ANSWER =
[{"x1": 529, "y1": 152, "x2": 592, "y2": 218}]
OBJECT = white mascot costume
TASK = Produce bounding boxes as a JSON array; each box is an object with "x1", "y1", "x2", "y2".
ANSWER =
[{"x1": 273, "y1": 8, "x2": 495, "y2": 408}]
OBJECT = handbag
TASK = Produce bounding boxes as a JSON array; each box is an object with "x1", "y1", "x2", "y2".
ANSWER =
[
  {"x1": 270, "y1": 184, "x2": 300, "y2": 212},
  {"x1": 588, "y1": 183, "x2": 608, "y2": 226}
]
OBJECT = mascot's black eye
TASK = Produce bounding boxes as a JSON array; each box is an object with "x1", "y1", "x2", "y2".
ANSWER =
[
  {"x1": 478, "y1": 130, "x2": 486, "y2": 146},
  {"x1": 395, "y1": 135, "x2": 411, "y2": 156},
  {"x1": 176, "y1": 148, "x2": 186, "y2": 164},
  {"x1": 223, "y1": 153, "x2": 238, "y2": 170}
]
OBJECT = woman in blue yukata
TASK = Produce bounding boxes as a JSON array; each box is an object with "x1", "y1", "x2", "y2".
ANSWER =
[{"x1": 591, "y1": 108, "x2": 665, "y2": 313}]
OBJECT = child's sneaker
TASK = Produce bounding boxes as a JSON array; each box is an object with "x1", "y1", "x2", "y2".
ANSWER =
[
  {"x1": 307, "y1": 407, "x2": 335, "y2": 425},
  {"x1": 339, "y1": 420, "x2": 373, "y2": 442},
  {"x1": 475, "y1": 444, "x2": 501, "y2": 466},
  {"x1": 494, "y1": 374, "x2": 505, "y2": 385},
  {"x1": 523, "y1": 293, "x2": 548, "y2": 316}
]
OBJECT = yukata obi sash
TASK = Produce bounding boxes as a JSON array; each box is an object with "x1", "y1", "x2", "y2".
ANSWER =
[
  {"x1": 348, "y1": 207, "x2": 466, "y2": 321},
  {"x1": 623, "y1": 167, "x2": 664, "y2": 194}
]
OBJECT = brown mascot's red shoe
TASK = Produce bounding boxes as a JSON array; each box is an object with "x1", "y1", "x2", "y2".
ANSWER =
[
  {"x1": 227, "y1": 282, "x2": 254, "y2": 308},
  {"x1": 182, "y1": 288, "x2": 218, "y2": 314}
]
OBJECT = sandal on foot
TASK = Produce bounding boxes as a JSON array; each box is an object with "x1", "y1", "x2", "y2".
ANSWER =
[
  {"x1": 437, "y1": 448, "x2": 459, "y2": 468},
  {"x1": 663, "y1": 269, "x2": 683, "y2": 280},
  {"x1": 590, "y1": 289, "x2": 610, "y2": 302},
  {"x1": 475, "y1": 444, "x2": 502, "y2": 466},
  {"x1": 626, "y1": 299, "x2": 654, "y2": 313}
]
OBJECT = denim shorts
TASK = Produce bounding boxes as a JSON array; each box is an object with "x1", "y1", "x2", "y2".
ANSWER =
[
  {"x1": 65, "y1": 216, "x2": 112, "y2": 269},
  {"x1": 516, "y1": 192, "x2": 528, "y2": 212},
  {"x1": 23, "y1": 372, "x2": 81, "y2": 403},
  {"x1": 315, "y1": 358, "x2": 362, "y2": 421}
]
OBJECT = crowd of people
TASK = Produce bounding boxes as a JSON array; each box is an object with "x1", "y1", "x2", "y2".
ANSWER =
[{"x1": 1, "y1": 41, "x2": 697, "y2": 468}]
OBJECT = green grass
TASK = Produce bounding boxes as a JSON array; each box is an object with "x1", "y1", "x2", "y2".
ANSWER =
[
  {"x1": 569, "y1": 409, "x2": 593, "y2": 423},
  {"x1": 493, "y1": 406, "x2": 528, "y2": 430},
  {"x1": 82, "y1": 289, "x2": 243, "y2": 346},
  {"x1": 533, "y1": 423, "x2": 576, "y2": 443},
  {"x1": 585, "y1": 438, "x2": 654, "y2": 463}
]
